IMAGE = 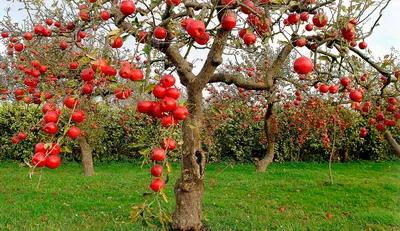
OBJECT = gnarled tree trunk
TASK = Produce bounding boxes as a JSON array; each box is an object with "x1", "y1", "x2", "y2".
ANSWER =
[
  {"x1": 172, "y1": 85, "x2": 206, "y2": 231},
  {"x1": 170, "y1": 29, "x2": 292, "y2": 229},
  {"x1": 384, "y1": 131, "x2": 400, "y2": 158},
  {"x1": 256, "y1": 102, "x2": 275, "y2": 173},
  {"x1": 170, "y1": 28, "x2": 231, "y2": 230},
  {"x1": 77, "y1": 136, "x2": 94, "y2": 176}
]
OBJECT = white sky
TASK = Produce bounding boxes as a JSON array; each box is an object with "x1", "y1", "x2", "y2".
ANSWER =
[
  {"x1": 0, "y1": 1, "x2": 399, "y2": 63},
  {"x1": 364, "y1": 0, "x2": 400, "y2": 57}
]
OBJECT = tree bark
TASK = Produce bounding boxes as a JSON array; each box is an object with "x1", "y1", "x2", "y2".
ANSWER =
[
  {"x1": 172, "y1": 85, "x2": 206, "y2": 231},
  {"x1": 173, "y1": 178, "x2": 204, "y2": 231},
  {"x1": 77, "y1": 136, "x2": 94, "y2": 176},
  {"x1": 384, "y1": 131, "x2": 400, "y2": 158},
  {"x1": 171, "y1": 28, "x2": 230, "y2": 230},
  {"x1": 256, "y1": 102, "x2": 275, "y2": 173}
]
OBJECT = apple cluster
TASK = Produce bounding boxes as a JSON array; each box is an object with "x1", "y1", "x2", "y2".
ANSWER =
[
  {"x1": 136, "y1": 74, "x2": 188, "y2": 192},
  {"x1": 41, "y1": 101, "x2": 86, "y2": 137},
  {"x1": 149, "y1": 137, "x2": 177, "y2": 192},
  {"x1": 31, "y1": 142, "x2": 61, "y2": 169},
  {"x1": 10, "y1": 59, "x2": 53, "y2": 104},
  {"x1": 28, "y1": 98, "x2": 87, "y2": 169},
  {"x1": 181, "y1": 18, "x2": 209, "y2": 45},
  {"x1": 11, "y1": 132, "x2": 27, "y2": 144},
  {"x1": 136, "y1": 74, "x2": 188, "y2": 127},
  {"x1": 341, "y1": 18, "x2": 368, "y2": 49}
]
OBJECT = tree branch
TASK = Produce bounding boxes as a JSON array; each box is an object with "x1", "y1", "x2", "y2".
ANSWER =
[
  {"x1": 347, "y1": 45, "x2": 391, "y2": 77},
  {"x1": 166, "y1": 45, "x2": 196, "y2": 86},
  {"x1": 196, "y1": 29, "x2": 230, "y2": 85},
  {"x1": 362, "y1": 1, "x2": 391, "y2": 39},
  {"x1": 208, "y1": 73, "x2": 267, "y2": 90},
  {"x1": 263, "y1": 43, "x2": 294, "y2": 89}
]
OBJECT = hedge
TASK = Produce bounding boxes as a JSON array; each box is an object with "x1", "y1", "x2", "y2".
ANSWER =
[{"x1": 1, "y1": 102, "x2": 398, "y2": 163}]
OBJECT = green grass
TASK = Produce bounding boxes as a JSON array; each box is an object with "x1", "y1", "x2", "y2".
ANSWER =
[{"x1": 0, "y1": 161, "x2": 399, "y2": 231}]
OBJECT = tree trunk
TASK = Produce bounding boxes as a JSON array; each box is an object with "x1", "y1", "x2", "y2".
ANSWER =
[
  {"x1": 172, "y1": 86, "x2": 206, "y2": 231},
  {"x1": 341, "y1": 146, "x2": 349, "y2": 163},
  {"x1": 384, "y1": 131, "x2": 400, "y2": 158},
  {"x1": 77, "y1": 136, "x2": 94, "y2": 176},
  {"x1": 256, "y1": 102, "x2": 275, "y2": 173}
]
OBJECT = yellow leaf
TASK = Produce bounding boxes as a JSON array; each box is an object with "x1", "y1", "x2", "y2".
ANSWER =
[
  {"x1": 108, "y1": 29, "x2": 121, "y2": 37},
  {"x1": 43, "y1": 143, "x2": 52, "y2": 150},
  {"x1": 160, "y1": 189, "x2": 168, "y2": 203},
  {"x1": 166, "y1": 162, "x2": 172, "y2": 173},
  {"x1": 63, "y1": 145, "x2": 72, "y2": 153},
  {"x1": 187, "y1": 123, "x2": 196, "y2": 129},
  {"x1": 130, "y1": 211, "x2": 140, "y2": 220},
  {"x1": 85, "y1": 54, "x2": 96, "y2": 60}
]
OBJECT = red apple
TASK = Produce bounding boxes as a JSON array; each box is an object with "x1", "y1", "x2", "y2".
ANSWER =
[
  {"x1": 151, "y1": 165, "x2": 163, "y2": 177},
  {"x1": 221, "y1": 11, "x2": 237, "y2": 31},
  {"x1": 120, "y1": 0, "x2": 136, "y2": 15},
  {"x1": 186, "y1": 20, "x2": 205, "y2": 38},
  {"x1": 293, "y1": 57, "x2": 313, "y2": 74},
  {"x1": 313, "y1": 12, "x2": 328, "y2": 27}
]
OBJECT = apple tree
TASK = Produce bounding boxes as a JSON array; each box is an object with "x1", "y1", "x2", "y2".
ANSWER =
[{"x1": 1, "y1": 0, "x2": 398, "y2": 230}]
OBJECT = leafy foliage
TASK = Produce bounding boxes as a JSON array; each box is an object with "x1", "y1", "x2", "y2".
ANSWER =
[
  {"x1": 202, "y1": 95, "x2": 400, "y2": 163},
  {"x1": 1, "y1": 101, "x2": 398, "y2": 163},
  {"x1": 0, "y1": 103, "x2": 182, "y2": 163}
]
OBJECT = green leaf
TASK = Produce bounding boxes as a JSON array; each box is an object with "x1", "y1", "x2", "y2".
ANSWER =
[
  {"x1": 319, "y1": 15, "x2": 325, "y2": 24},
  {"x1": 165, "y1": 174, "x2": 170, "y2": 184},
  {"x1": 122, "y1": 34, "x2": 129, "y2": 42},
  {"x1": 108, "y1": 83, "x2": 119, "y2": 90},
  {"x1": 51, "y1": 1, "x2": 58, "y2": 8},
  {"x1": 140, "y1": 133, "x2": 147, "y2": 141},
  {"x1": 151, "y1": 0, "x2": 163, "y2": 7},
  {"x1": 130, "y1": 211, "x2": 140, "y2": 221},
  {"x1": 63, "y1": 126, "x2": 70, "y2": 135},
  {"x1": 132, "y1": 17, "x2": 140, "y2": 26},
  {"x1": 134, "y1": 80, "x2": 146, "y2": 84},
  {"x1": 278, "y1": 40, "x2": 290, "y2": 46},
  {"x1": 128, "y1": 143, "x2": 147, "y2": 149},
  {"x1": 318, "y1": 56, "x2": 331, "y2": 62},
  {"x1": 89, "y1": 48, "x2": 99, "y2": 58},
  {"x1": 144, "y1": 84, "x2": 156, "y2": 93},
  {"x1": 143, "y1": 45, "x2": 151, "y2": 56},
  {"x1": 139, "y1": 147, "x2": 151, "y2": 156},
  {"x1": 66, "y1": 80, "x2": 76, "y2": 88},
  {"x1": 211, "y1": 106, "x2": 221, "y2": 115}
]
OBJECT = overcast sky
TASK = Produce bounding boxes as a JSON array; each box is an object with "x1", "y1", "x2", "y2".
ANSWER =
[
  {"x1": 364, "y1": 0, "x2": 400, "y2": 57},
  {"x1": 1, "y1": 1, "x2": 398, "y2": 60}
]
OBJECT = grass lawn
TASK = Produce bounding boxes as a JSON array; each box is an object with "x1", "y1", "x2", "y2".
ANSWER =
[{"x1": 0, "y1": 161, "x2": 399, "y2": 231}]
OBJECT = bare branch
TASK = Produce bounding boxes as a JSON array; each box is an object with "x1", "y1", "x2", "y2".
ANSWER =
[
  {"x1": 347, "y1": 45, "x2": 391, "y2": 77},
  {"x1": 359, "y1": 0, "x2": 391, "y2": 39}
]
